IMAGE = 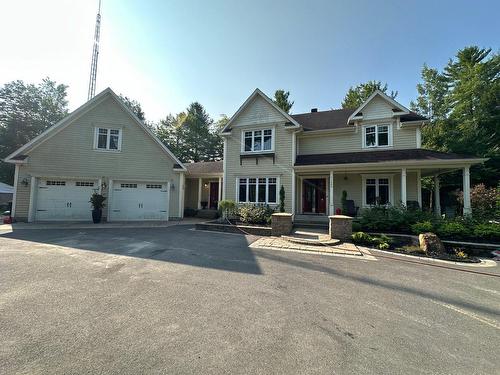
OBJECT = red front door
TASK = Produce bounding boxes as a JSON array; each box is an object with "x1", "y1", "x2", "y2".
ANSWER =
[
  {"x1": 209, "y1": 182, "x2": 219, "y2": 209},
  {"x1": 302, "y1": 179, "x2": 327, "y2": 214}
]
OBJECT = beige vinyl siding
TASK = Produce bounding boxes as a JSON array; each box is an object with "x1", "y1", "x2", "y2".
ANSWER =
[
  {"x1": 362, "y1": 95, "x2": 396, "y2": 120},
  {"x1": 13, "y1": 167, "x2": 31, "y2": 220},
  {"x1": 14, "y1": 95, "x2": 181, "y2": 220},
  {"x1": 185, "y1": 178, "x2": 199, "y2": 209},
  {"x1": 232, "y1": 95, "x2": 285, "y2": 127},
  {"x1": 298, "y1": 123, "x2": 417, "y2": 155},
  {"x1": 225, "y1": 123, "x2": 294, "y2": 211}
]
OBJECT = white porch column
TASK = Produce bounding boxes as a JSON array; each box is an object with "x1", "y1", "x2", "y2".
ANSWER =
[
  {"x1": 197, "y1": 177, "x2": 202, "y2": 209},
  {"x1": 463, "y1": 166, "x2": 471, "y2": 215},
  {"x1": 416, "y1": 170, "x2": 422, "y2": 208},
  {"x1": 329, "y1": 171, "x2": 334, "y2": 215},
  {"x1": 291, "y1": 170, "x2": 296, "y2": 215},
  {"x1": 179, "y1": 173, "x2": 185, "y2": 218},
  {"x1": 401, "y1": 168, "x2": 407, "y2": 207},
  {"x1": 28, "y1": 176, "x2": 37, "y2": 223},
  {"x1": 218, "y1": 177, "x2": 222, "y2": 207},
  {"x1": 434, "y1": 175, "x2": 441, "y2": 216}
]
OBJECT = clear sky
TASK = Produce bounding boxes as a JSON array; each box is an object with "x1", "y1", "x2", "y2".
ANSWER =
[{"x1": 1, "y1": 0, "x2": 498, "y2": 122}]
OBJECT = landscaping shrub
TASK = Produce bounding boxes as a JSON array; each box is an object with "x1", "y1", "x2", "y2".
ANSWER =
[
  {"x1": 459, "y1": 184, "x2": 500, "y2": 221},
  {"x1": 471, "y1": 222, "x2": 500, "y2": 242},
  {"x1": 279, "y1": 186, "x2": 285, "y2": 213},
  {"x1": 351, "y1": 232, "x2": 391, "y2": 250},
  {"x1": 411, "y1": 221, "x2": 434, "y2": 234},
  {"x1": 352, "y1": 221, "x2": 362, "y2": 232},
  {"x1": 359, "y1": 206, "x2": 436, "y2": 233},
  {"x1": 184, "y1": 208, "x2": 198, "y2": 217},
  {"x1": 218, "y1": 200, "x2": 237, "y2": 220},
  {"x1": 238, "y1": 204, "x2": 274, "y2": 225},
  {"x1": 436, "y1": 220, "x2": 470, "y2": 239}
]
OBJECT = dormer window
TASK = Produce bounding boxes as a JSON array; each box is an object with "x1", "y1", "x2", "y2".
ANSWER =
[
  {"x1": 94, "y1": 127, "x2": 122, "y2": 151},
  {"x1": 363, "y1": 124, "x2": 391, "y2": 148},
  {"x1": 242, "y1": 129, "x2": 273, "y2": 152}
]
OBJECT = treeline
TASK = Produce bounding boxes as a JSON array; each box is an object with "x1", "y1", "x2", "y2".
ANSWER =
[{"x1": 0, "y1": 45, "x2": 498, "y2": 188}]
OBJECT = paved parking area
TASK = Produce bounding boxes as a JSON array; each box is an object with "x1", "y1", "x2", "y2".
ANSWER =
[{"x1": 1, "y1": 225, "x2": 499, "y2": 374}]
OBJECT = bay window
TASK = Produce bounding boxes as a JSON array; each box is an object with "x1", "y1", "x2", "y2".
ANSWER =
[
  {"x1": 243, "y1": 129, "x2": 273, "y2": 152},
  {"x1": 363, "y1": 124, "x2": 391, "y2": 148},
  {"x1": 238, "y1": 177, "x2": 277, "y2": 204}
]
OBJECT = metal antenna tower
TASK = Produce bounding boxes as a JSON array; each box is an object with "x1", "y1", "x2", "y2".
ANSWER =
[{"x1": 87, "y1": 0, "x2": 102, "y2": 100}]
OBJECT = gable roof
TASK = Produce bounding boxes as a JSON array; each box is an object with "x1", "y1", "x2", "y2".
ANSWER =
[
  {"x1": 290, "y1": 108, "x2": 427, "y2": 132},
  {"x1": 185, "y1": 161, "x2": 223, "y2": 175},
  {"x1": 221, "y1": 88, "x2": 301, "y2": 133},
  {"x1": 347, "y1": 90, "x2": 410, "y2": 124},
  {"x1": 4, "y1": 88, "x2": 186, "y2": 171}
]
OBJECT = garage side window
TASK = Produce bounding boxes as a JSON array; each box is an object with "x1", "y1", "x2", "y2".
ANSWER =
[{"x1": 94, "y1": 127, "x2": 122, "y2": 151}]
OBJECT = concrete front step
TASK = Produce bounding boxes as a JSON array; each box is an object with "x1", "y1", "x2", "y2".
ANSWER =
[{"x1": 281, "y1": 235, "x2": 341, "y2": 246}]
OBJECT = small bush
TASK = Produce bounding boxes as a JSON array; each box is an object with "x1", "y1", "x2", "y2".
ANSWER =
[
  {"x1": 218, "y1": 200, "x2": 237, "y2": 219},
  {"x1": 184, "y1": 208, "x2": 198, "y2": 217},
  {"x1": 352, "y1": 221, "x2": 362, "y2": 232},
  {"x1": 411, "y1": 221, "x2": 434, "y2": 234},
  {"x1": 238, "y1": 204, "x2": 273, "y2": 225},
  {"x1": 471, "y1": 222, "x2": 500, "y2": 242},
  {"x1": 351, "y1": 232, "x2": 390, "y2": 249},
  {"x1": 437, "y1": 221, "x2": 470, "y2": 239},
  {"x1": 453, "y1": 248, "x2": 469, "y2": 259}
]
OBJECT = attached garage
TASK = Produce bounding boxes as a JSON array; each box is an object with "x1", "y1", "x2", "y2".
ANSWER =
[
  {"x1": 108, "y1": 181, "x2": 170, "y2": 221},
  {"x1": 35, "y1": 178, "x2": 98, "y2": 221}
]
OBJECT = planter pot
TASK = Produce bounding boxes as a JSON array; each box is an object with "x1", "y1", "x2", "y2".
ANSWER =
[{"x1": 92, "y1": 209, "x2": 102, "y2": 224}]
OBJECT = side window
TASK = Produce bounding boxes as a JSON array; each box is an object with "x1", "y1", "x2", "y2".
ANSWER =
[{"x1": 95, "y1": 128, "x2": 121, "y2": 151}]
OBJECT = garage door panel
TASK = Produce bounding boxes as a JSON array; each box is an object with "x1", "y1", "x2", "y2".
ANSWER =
[
  {"x1": 110, "y1": 181, "x2": 169, "y2": 221},
  {"x1": 36, "y1": 179, "x2": 97, "y2": 221}
]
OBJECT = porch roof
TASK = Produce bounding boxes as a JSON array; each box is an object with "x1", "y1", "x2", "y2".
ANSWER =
[
  {"x1": 295, "y1": 149, "x2": 486, "y2": 167},
  {"x1": 185, "y1": 161, "x2": 223, "y2": 176}
]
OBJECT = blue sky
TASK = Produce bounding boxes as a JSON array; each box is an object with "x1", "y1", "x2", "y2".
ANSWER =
[{"x1": 1, "y1": 0, "x2": 498, "y2": 122}]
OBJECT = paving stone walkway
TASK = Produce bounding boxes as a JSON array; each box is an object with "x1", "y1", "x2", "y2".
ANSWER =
[{"x1": 251, "y1": 236, "x2": 364, "y2": 256}]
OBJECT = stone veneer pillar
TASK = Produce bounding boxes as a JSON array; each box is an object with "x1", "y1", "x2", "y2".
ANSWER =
[
  {"x1": 329, "y1": 215, "x2": 353, "y2": 241},
  {"x1": 271, "y1": 213, "x2": 293, "y2": 236}
]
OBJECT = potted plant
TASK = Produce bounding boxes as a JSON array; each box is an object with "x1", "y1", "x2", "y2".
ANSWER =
[{"x1": 89, "y1": 193, "x2": 106, "y2": 223}]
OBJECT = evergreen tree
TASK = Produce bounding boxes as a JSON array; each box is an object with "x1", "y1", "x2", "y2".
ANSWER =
[
  {"x1": 119, "y1": 94, "x2": 146, "y2": 122},
  {"x1": 341, "y1": 81, "x2": 397, "y2": 109},
  {"x1": 273, "y1": 90, "x2": 294, "y2": 113}
]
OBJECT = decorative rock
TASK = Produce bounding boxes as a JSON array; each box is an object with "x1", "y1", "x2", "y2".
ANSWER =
[
  {"x1": 271, "y1": 213, "x2": 293, "y2": 236},
  {"x1": 419, "y1": 232, "x2": 445, "y2": 255},
  {"x1": 329, "y1": 215, "x2": 353, "y2": 241}
]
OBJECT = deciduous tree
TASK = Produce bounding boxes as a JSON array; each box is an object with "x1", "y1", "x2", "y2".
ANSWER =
[{"x1": 341, "y1": 81, "x2": 397, "y2": 109}]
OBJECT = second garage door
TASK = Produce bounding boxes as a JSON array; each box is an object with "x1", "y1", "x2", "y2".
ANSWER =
[{"x1": 109, "y1": 181, "x2": 169, "y2": 221}]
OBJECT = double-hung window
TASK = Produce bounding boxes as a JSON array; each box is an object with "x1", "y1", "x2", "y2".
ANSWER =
[
  {"x1": 364, "y1": 177, "x2": 391, "y2": 206},
  {"x1": 364, "y1": 124, "x2": 390, "y2": 148},
  {"x1": 95, "y1": 127, "x2": 121, "y2": 151},
  {"x1": 243, "y1": 129, "x2": 273, "y2": 152},
  {"x1": 238, "y1": 177, "x2": 277, "y2": 204}
]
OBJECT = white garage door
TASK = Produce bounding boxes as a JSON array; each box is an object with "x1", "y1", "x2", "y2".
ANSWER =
[
  {"x1": 36, "y1": 179, "x2": 98, "y2": 221},
  {"x1": 109, "y1": 181, "x2": 169, "y2": 221}
]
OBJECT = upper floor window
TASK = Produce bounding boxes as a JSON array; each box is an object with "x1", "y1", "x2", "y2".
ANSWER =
[
  {"x1": 242, "y1": 129, "x2": 273, "y2": 152},
  {"x1": 363, "y1": 124, "x2": 391, "y2": 148},
  {"x1": 95, "y1": 127, "x2": 122, "y2": 151}
]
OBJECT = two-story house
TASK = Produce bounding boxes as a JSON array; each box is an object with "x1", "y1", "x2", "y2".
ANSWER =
[
  {"x1": 184, "y1": 89, "x2": 485, "y2": 221},
  {"x1": 6, "y1": 87, "x2": 485, "y2": 223}
]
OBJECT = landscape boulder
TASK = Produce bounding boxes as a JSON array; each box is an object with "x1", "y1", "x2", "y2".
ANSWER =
[{"x1": 419, "y1": 232, "x2": 446, "y2": 255}]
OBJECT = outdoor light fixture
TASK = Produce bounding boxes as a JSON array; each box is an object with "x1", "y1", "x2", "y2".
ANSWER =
[
  {"x1": 21, "y1": 178, "x2": 29, "y2": 187},
  {"x1": 204, "y1": 183, "x2": 209, "y2": 188}
]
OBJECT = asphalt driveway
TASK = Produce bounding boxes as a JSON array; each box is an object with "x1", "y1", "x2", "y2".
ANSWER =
[{"x1": 0, "y1": 225, "x2": 499, "y2": 374}]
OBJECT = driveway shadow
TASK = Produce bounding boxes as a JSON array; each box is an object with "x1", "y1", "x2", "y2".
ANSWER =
[
  {"x1": 0, "y1": 225, "x2": 262, "y2": 275},
  {"x1": 254, "y1": 249, "x2": 500, "y2": 318}
]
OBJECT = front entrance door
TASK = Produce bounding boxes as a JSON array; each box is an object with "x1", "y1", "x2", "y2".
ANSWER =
[
  {"x1": 302, "y1": 178, "x2": 327, "y2": 214},
  {"x1": 209, "y1": 182, "x2": 219, "y2": 209}
]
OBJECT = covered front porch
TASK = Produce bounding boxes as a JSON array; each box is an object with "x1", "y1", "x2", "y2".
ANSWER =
[{"x1": 293, "y1": 164, "x2": 477, "y2": 218}]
